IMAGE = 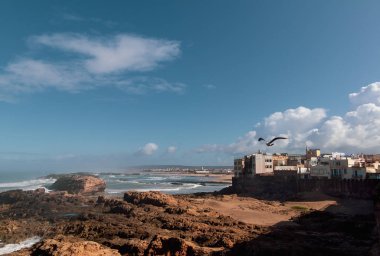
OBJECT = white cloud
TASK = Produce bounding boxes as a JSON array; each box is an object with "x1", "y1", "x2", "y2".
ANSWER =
[
  {"x1": 263, "y1": 106, "x2": 327, "y2": 134},
  {"x1": 167, "y1": 146, "x2": 177, "y2": 154},
  {"x1": 138, "y1": 143, "x2": 159, "y2": 156},
  {"x1": 197, "y1": 82, "x2": 380, "y2": 154},
  {"x1": 0, "y1": 33, "x2": 183, "y2": 101},
  {"x1": 1, "y1": 59, "x2": 92, "y2": 93},
  {"x1": 31, "y1": 33, "x2": 180, "y2": 74},
  {"x1": 116, "y1": 77, "x2": 186, "y2": 95},
  {"x1": 349, "y1": 82, "x2": 380, "y2": 105}
]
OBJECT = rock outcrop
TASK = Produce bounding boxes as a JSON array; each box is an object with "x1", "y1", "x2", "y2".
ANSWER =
[
  {"x1": 50, "y1": 175, "x2": 106, "y2": 194},
  {"x1": 124, "y1": 191, "x2": 178, "y2": 207},
  {"x1": 1, "y1": 189, "x2": 377, "y2": 256},
  {"x1": 24, "y1": 235, "x2": 120, "y2": 256},
  {"x1": 0, "y1": 190, "x2": 259, "y2": 255}
]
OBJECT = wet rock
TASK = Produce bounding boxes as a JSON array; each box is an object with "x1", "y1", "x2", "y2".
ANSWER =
[{"x1": 50, "y1": 175, "x2": 106, "y2": 194}]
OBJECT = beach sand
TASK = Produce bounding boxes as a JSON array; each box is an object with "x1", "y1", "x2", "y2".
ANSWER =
[
  {"x1": 146, "y1": 171, "x2": 234, "y2": 184},
  {"x1": 186, "y1": 191, "x2": 374, "y2": 226}
]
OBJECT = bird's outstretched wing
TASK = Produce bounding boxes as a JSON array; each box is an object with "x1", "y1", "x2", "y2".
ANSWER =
[
  {"x1": 258, "y1": 138, "x2": 266, "y2": 142},
  {"x1": 268, "y1": 137, "x2": 287, "y2": 144}
]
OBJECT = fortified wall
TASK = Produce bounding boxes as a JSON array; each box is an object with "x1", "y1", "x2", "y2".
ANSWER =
[{"x1": 232, "y1": 176, "x2": 380, "y2": 199}]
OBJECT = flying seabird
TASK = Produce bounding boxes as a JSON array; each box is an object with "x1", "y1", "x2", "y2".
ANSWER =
[{"x1": 258, "y1": 137, "x2": 288, "y2": 146}]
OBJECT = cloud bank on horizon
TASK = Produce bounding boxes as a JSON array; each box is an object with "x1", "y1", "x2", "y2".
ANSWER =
[
  {"x1": 198, "y1": 82, "x2": 380, "y2": 155},
  {"x1": 0, "y1": 33, "x2": 184, "y2": 101}
]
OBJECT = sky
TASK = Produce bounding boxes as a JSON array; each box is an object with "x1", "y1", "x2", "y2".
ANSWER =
[{"x1": 1, "y1": 0, "x2": 380, "y2": 171}]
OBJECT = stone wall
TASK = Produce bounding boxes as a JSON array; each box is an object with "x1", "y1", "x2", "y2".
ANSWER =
[
  {"x1": 297, "y1": 179, "x2": 380, "y2": 199},
  {"x1": 232, "y1": 176, "x2": 298, "y2": 199}
]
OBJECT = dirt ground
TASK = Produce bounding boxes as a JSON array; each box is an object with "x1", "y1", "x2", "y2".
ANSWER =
[{"x1": 188, "y1": 192, "x2": 374, "y2": 226}]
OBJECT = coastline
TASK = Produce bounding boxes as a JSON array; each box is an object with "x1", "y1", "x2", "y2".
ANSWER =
[
  {"x1": 0, "y1": 172, "x2": 233, "y2": 196},
  {"x1": 143, "y1": 171, "x2": 233, "y2": 184},
  {"x1": 0, "y1": 174, "x2": 377, "y2": 255}
]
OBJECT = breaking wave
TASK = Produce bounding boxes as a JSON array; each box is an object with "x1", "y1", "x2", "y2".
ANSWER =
[
  {"x1": 0, "y1": 236, "x2": 41, "y2": 255},
  {"x1": 0, "y1": 178, "x2": 56, "y2": 191}
]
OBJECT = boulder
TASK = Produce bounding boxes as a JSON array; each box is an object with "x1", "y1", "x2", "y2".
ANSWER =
[{"x1": 50, "y1": 175, "x2": 106, "y2": 194}]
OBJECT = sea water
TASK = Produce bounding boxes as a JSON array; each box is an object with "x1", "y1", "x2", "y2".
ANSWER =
[
  {"x1": 0, "y1": 170, "x2": 57, "y2": 192},
  {"x1": 0, "y1": 170, "x2": 230, "y2": 195},
  {"x1": 0, "y1": 236, "x2": 41, "y2": 255},
  {"x1": 99, "y1": 172, "x2": 229, "y2": 195}
]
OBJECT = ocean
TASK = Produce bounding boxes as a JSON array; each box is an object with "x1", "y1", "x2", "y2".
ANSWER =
[{"x1": 0, "y1": 170, "x2": 230, "y2": 195}]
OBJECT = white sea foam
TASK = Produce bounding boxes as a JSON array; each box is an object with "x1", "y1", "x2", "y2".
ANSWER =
[
  {"x1": 106, "y1": 183, "x2": 203, "y2": 194},
  {"x1": 146, "y1": 176, "x2": 166, "y2": 181},
  {"x1": 0, "y1": 236, "x2": 41, "y2": 255},
  {"x1": 105, "y1": 189, "x2": 126, "y2": 194},
  {"x1": 0, "y1": 178, "x2": 56, "y2": 191},
  {"x1": 185, "y1": 183, "x2": 203, "y2": 189},
  {"x1": 115, "y1": 179, "x2": 140, "y2": 184},
  {"x1": 134, "y1": 188, "x2": 182, "y2": 192},
  {"x1": 134, "y1": 183, "x2": 203, "y2": 192}
]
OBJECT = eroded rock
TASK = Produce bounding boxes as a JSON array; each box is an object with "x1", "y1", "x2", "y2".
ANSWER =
[
  {"x1": 29, "y1": 235, "x2": 120, "y2": 256},
  {"x1": 50, "y1": 175, "x2": 106, "y2": 194},
  {"x1": 124, "y1": 191, "x2": 178, "y2": 207}
]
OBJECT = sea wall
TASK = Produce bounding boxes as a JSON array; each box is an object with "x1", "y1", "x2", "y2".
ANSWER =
[
  {"x1": 232, "y1": 176, "x2": 380, "y2": 199},
  {"x1": 297, "y1": 178, "x2": 380, "y2": 199},
  {"x1": 232, "y1": 176, "x2": 298, "y2": 199}
]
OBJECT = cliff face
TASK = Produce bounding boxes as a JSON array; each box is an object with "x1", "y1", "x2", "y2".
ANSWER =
[{"x1": 50, "y1": 175, "x2": 106, "y2": 194}]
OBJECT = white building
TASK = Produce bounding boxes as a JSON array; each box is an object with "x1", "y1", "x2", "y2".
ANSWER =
[
  {"x1": 310, "y1": 157, "x2": 331, "y2": 179},
  {"x1": 310, "y1": 156, "x2": 366, "y2": 180},
  {"x1": 233, "y1": 158, "x2": 245, "y2": 177},
  {"x1": 234, "y1": 153, "x2": 273, "y2": 177}
]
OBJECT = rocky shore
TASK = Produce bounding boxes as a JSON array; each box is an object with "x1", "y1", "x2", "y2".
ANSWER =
[{"x1": 0, "y1": 175, "x2": 378, "y2": 255}]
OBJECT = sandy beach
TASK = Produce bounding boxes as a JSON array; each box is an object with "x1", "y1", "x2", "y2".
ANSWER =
[
  {"x1": 186, "y1": 191, "x2": 374, "y2": 226},
  {"x1": 147, "y1": 171, "x2": 234, "y2": 184}
]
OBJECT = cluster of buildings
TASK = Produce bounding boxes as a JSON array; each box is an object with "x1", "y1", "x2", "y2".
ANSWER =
[{"x1": 234, "y1": 148, "x2": 380, "y2": 180}]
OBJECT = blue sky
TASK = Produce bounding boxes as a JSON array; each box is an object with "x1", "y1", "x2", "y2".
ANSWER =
[{"x1": 1, "y1": 0, "x2": 380, "y2": 171}]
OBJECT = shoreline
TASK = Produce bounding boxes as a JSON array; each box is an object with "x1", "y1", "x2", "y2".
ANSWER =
[
  {"x1": 0, "y1": 185, "x2": 377, "y2": 255},
  {"x1": 143, "y1": 171, "x2": 233, "y2": 184},
  {"x1": 0, "y1": 172, "x2": 233, "y2": 196}
]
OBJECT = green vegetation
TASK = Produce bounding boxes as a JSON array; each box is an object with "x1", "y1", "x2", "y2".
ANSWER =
[{"x1": 291, "y1": 205, "x2": 309, "y2": 212}]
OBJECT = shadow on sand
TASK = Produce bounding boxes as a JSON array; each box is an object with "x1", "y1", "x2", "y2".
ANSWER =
[{"x1": 219, "y1": 191, "x2": 378, "y2": 256}]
